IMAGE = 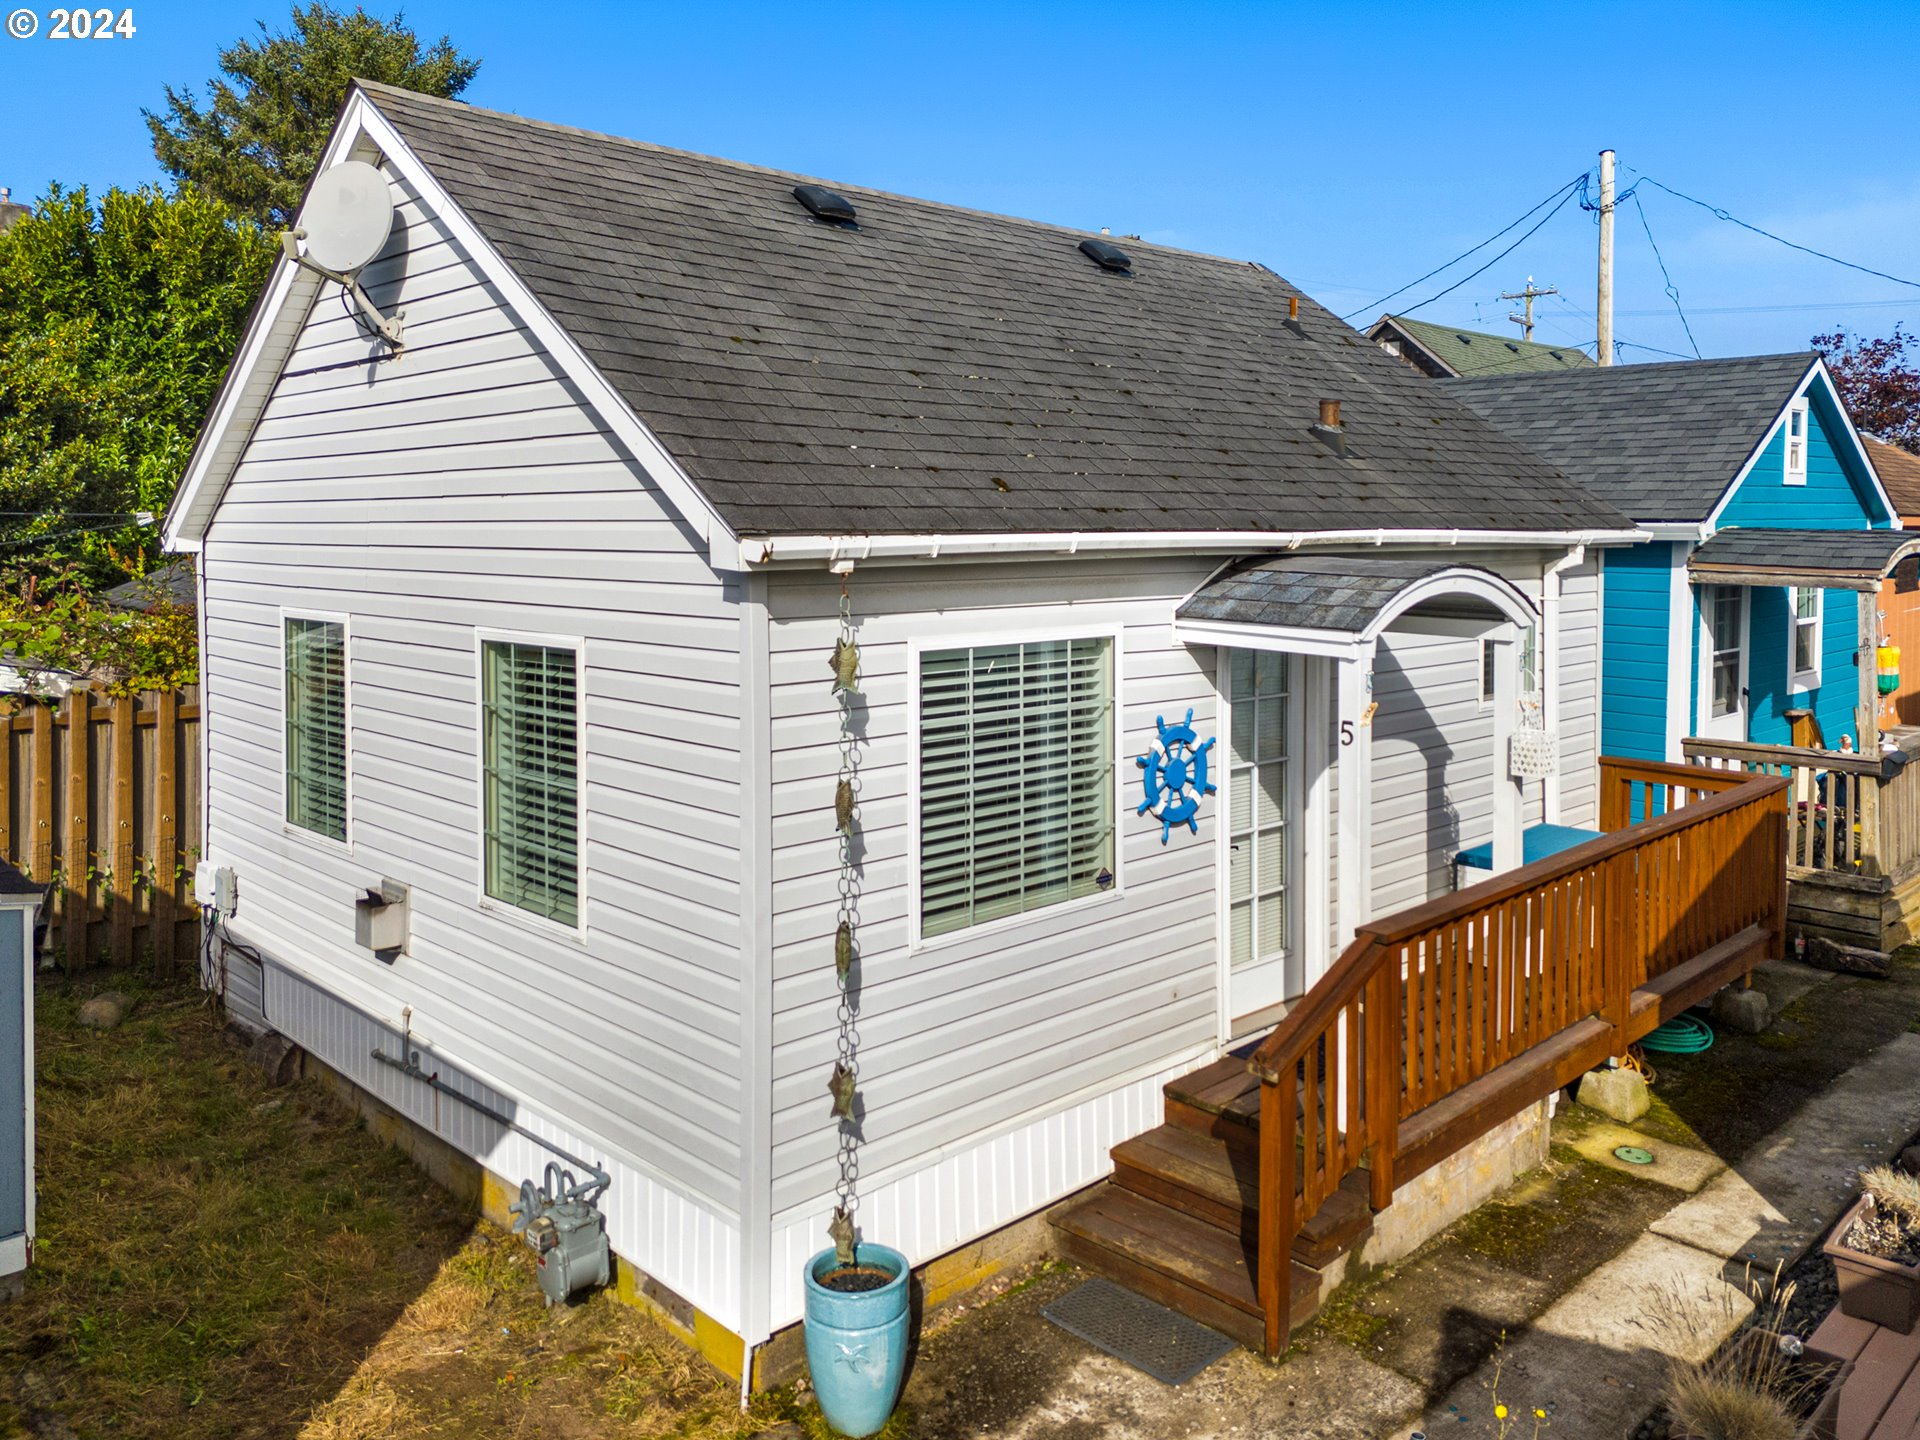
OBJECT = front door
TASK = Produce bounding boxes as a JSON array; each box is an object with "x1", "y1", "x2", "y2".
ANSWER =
[
  {"x1": 1700, "y1": 585, "x2": 1749, "y2": 742},
  {"x1": 1224, "y1": 650, "x2": 1302, "y2": 1022}
]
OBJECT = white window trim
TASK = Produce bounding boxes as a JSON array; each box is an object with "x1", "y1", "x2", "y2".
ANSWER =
[
  {"x1": 473, "y1": 627, "x2": 589, "y2": 943},
  {"x1": 905, "y1": 621, "x2": 1127, "y2": 955},
  {"x1": 278, "y1": 607, "x2": 353, "y2": 853},
  {"x1": 1695, "y1": 585, "x2": 1751, "y2": 732},
  {"x1": 1784, "y1": 399, "x2": 1810, "y2": 486},
  {"x1": 1790, "y1": 586, "x2": 1823, "y2": 692}
]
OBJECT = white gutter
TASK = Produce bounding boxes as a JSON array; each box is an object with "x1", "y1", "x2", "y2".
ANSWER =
[
  {"x1": 1540, "y1": 544, "x2": 1587, "y2": 824},
  {"x1": 1640, "y1": 521, "x2": 1710, "y2": 543},
  {"x1": 740, "y1": 526, "x2": 1648, "y2": 568}
]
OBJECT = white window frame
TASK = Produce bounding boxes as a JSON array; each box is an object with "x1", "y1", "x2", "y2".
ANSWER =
[
  {"x1": 905, "y1": 622, "x2": 1126, "y2": 954},
  {"x1": 1481, "y1": 626, "x2": 1538, "y2": 707},
  {"x1": 1790, "y1": 586, "x2": 1822, "y2": 692},
  {"x1": 473, "y1": 628, "x2": 588, "y2": 942},
  {"x1": 1784, "y1": 399, "x2": 1809, "y2": 485},
  {"x1": 278, "y1": 608, "x2": 352, "y2": 852}
]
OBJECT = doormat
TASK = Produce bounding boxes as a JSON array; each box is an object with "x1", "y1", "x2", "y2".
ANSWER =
[{"x1": 1041, "y1": 1276, "x2": 1235, "y2": 1385}]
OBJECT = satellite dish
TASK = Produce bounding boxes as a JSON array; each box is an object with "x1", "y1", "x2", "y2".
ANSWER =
[{"x1": 300, "y1": 160, "x2": 394, "y2": 274}]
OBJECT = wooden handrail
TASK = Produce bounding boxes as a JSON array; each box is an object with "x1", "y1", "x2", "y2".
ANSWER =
[
  {"x1": 1246, "y1": 759, "x2": 1788, "y2": 1358},
  {"x1": 1683, "y1": 736, "x2": 1885, "y2": 776}
]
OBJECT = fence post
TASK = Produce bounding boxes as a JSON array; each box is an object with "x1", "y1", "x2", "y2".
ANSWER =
[
  {"x1": 0, "y1": 702, "x2": 12, "y2": 867},
  {"x1": 64, "y1": 685, "x2": 89, "y2": 967},
  {"x1": 1604, "y1": 847, "x2": 1636, "y2": 1055},
  {"x1": 111, "y1": 693, "x2": 135, "y2": 966},
  {"x1": 153, "y1": 690, "x2": 178, "y2": 976},
  {"x1": 30, "y1": 702, "x2": 51, "y2": 886}
]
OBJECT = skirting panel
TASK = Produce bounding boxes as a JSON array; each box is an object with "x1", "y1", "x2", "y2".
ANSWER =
[
  {"x1": 764, "y1": 1042, "x2": 1216, "y2": 1333},
  {"x1": 259, "y1": 961, "x2": 743, "y2": 1332}
]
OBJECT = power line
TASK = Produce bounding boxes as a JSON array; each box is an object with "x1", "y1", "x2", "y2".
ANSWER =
[
  {"x1": 1632, "y1": 193, "x2": 1701, "y2": 358},
  {"x1": 1632, "y1": 172, "x2": 1920, "y2": 290},
  {"x1": 1393, "y1": 185, "x2": 1583, "y2": 320},
  {"x1": 1339, "y1": 176, "x2": 1584, "y2": 321}
]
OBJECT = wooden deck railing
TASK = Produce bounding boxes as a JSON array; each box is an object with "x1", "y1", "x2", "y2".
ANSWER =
[
  {"x1": 1683, "y1": 736, "x2": 1892, "y2": 876},
  {"x1": 1247, "y1": 757, "x2": 1787, "y2": 1357}
]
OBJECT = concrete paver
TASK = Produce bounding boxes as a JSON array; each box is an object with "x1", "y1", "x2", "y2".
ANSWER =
[{"x1": 1565, "y1": 1121, "x2": 1727, "y2": 1192}]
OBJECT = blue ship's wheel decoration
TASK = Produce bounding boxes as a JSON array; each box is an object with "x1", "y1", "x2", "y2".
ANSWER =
[{"x1": 1136, "y1": 708, "x2": 1217, "y2": 843}]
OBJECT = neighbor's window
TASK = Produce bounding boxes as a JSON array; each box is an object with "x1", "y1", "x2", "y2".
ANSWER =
[
  {"x1": 482, "y1": 640, "x2": 579, "y2": 926},
  {"x1": 284, "y1": 617, "x2": 347, "y2": 842},
  {"x1": 1785, "y1": 400, "x2": 1809, "y2": 484},
  {"x1": 1791, "y1": 587, "x2": 1822, "y2": 690},
  {"x1": 919, "y1": 638, "x2": 1114, "y2": 938}
]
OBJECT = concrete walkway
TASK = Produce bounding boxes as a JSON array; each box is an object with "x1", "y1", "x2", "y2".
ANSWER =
[{"x1": 898, "y1": 956, "x2": 1920, "y2": 1440}]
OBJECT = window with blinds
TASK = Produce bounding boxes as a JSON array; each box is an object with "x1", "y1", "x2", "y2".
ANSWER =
[
  {"x1": 482, "y1": 641, "x2": 579, "y2": 927},
  {"x1": 919, "y1": 637, "x2": 1114, "y2": 939},
  {"x1": 284, "y1": 617, "x2": 347, "y2": 842}
]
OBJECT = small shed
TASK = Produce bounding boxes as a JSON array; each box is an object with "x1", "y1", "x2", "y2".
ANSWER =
[{"x1": 0, "y1": 861, "x2": 42, "y2": 1297}]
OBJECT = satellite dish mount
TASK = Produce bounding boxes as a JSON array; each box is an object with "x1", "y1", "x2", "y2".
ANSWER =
[{"x1": 280, "y1": 159, "x2": 405, "y2": 351}]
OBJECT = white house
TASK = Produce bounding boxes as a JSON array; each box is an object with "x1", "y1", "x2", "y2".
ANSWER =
[{"x1": 165, "y1": 83, "x2": 1645, "y2": 1378}]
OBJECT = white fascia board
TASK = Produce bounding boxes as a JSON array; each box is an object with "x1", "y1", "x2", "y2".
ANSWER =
[
  {"x1": 1640, "y1": 521, "x2": 1710, "y2": 543},
  {"x1": 165, "y1": 90, "x2": 742, "y2": 568},
  {"x1": 1701, "y1": 357, "x2": 1898, "y2": 534},
  {"x1": 1172, "y1": 616, "x2": 1367, "y2": 661},
  {"x1": 740, "y1": 527, "x2": 1648, "y2": 568}
]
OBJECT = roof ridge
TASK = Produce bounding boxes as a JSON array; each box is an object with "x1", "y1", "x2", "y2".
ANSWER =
[
  {"x1": 354, "y1": 79, "x2": 1275, "y2": 276},
  {"x1": 1444, "y1": 350, "x2": 1817, "y2": 387}
]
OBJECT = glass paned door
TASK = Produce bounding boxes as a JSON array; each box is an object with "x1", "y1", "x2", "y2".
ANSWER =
[
  {"x1": 1227, "y1": 650, "x2": 1299, "y2": 1017},
  {"x1": 1701, "y1": 585, "x2": 1747, "y2": 742}
]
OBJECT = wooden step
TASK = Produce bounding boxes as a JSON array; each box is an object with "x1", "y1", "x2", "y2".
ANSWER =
[
  {"x1": 1163, "y1": 1055, "x2": 1262, "y2": 1149},
  {"x1": 1110, "y1": 1126, "x2": 1375, "y2": 1268},
  {"x1": 1053, "y1": 1186, "x2": 1317, "y2": 1351}
]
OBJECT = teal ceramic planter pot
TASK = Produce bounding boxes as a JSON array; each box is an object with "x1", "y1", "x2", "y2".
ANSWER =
[{"x1": 803, "y1": 1243, "x2": 910, "y2": 1437}]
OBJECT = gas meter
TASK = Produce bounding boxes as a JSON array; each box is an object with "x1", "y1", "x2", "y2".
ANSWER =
[{"x1": 509, "y1": 1161, "x2": 611, "y2": 1306}]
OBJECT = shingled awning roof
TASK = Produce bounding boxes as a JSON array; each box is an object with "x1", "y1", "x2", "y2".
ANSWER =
[
  {"x1": 1687, "y1": 527, "x2": 1920, "y2": 591},
  {"x1": 1444, "y1": 353, "x2": 1819, "y2": 524},
  {"x1": 1175, "y1": 555, "x2": 1535, "y2": 658},
  {"x1": 350, "y1": 83, "x2": 1632, "y2": 544}
]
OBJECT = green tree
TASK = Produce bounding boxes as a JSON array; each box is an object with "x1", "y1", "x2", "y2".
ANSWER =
[
  {"x1": 0, "y1": 185, "x2": 274, "y2": 584},
  {"x1": 145, "y1": 3, "x2": 480, "y2": 229}
]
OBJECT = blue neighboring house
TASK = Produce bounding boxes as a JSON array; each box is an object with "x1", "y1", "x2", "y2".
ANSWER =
[{"x1": 1449, "y1": 353, "x2": 1898, "y2": 761}]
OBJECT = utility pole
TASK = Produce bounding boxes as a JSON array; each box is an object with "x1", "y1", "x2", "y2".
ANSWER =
[
  {"x1": 1502, "y1": 276, "x2": 1559, "y2": 342},
  {"x1": 1596, "y1": 148, "x2": 1616, "y2": 366}
]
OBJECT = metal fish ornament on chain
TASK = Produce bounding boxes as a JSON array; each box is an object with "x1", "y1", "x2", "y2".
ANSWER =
[
  {"x1": 835, "y1": 921, "x2": 854, "y2": 982},
  {"x1": 828, "y1": 1062, "x2": 858, "y2": 1122},
  {"x1": 829, "y1": 637, "x2": 861, "y2": 694},
  {"x1": 834, "y1": 778, "x2": 855, "y2": 833},
  {"x1": 828, "y1": 1206, "x2": 856, "y2": 1265}
]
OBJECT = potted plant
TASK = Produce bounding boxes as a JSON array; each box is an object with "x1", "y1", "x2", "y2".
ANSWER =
[
  {"x1": 1824, "y1": 1165, "x2": 1920, "y2": 1333},
  {"x1": 803, "y1": 1241, "x2": 910, "y2": 1438}
]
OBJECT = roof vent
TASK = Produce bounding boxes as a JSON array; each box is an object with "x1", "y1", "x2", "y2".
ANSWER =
[
  {"x1": 1079, "y1": 238, "x2": 1132, "y2": 273},
  {"x1": 1456, "y1": 333, "x2": 1473, "y2": 344},
  {"x1": 1505, "y1": 342, "x2": 1520, "y2": 353},
  {"x1": 792, "y1": 184, "x2": 857, "y2": 225}
]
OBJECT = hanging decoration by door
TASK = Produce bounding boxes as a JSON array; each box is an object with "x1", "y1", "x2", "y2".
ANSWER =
[
  {"x1": 1135, "y1": 709, "x2": 1217, "y2": 843},
  {"x1": 825, "y1": 575, "x2": 863, "y2": 1265}
]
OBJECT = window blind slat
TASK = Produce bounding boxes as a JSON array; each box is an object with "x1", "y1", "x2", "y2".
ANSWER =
[
  {"x1": 284, "y1": 618, "x2": 347, "y2": 842},
  {"x1": 483, "y1": 641, "x2": 579, "y2": 926}
]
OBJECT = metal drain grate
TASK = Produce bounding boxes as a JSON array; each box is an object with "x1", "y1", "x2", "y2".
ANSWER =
[{"x1": 1042, "y1": 1277, "x2": 1235, "y2": 1385}]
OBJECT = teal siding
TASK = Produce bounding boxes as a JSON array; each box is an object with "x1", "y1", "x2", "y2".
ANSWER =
[
  {"x1": 1601, "y1": 543, "x2": 1672, "y2": 760},
  {"x1": 1745, "y1": 587, "x2": 1862, "y2": 747},
  {"x1": 1716, "y1": 387, "x2": 1890, "y2": 532}
]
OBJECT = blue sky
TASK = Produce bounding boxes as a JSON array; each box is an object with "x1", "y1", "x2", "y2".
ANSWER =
[{"x1": 3, "y1": 0, "x2": 1916, "y2": 359}]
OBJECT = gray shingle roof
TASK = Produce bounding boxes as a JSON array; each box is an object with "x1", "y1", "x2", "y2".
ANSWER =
[
  {"x1": 359, "y1": 83, "x2": 1630, "y2": 540},
  {"x1": 1443, "y1": 352, "x2": 1816, "y2": 523},
  {"x1": 1865, "y1": 436, "x2": 1920, "y2": 519},
  {"x1": 1176, "y1": 555, "x2": 1511, "y2": 634},
  {"x1": 1688, "y1": 526, "x2": 1920, "y2": 584}
]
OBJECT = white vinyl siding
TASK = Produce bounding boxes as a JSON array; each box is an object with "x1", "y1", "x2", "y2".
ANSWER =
[
  {"x1": 197, "y1": 160, "x2": 751, "y2": 1291},
  {"x1": 481, "y1": 640, "x2": 580, "y2": 927},
  {"x1": 284, "y1": 617, "x2": 347, "y2": 841},
  {"x1": 919, "y1": 638, "x2": 1114, "y2": 938}
]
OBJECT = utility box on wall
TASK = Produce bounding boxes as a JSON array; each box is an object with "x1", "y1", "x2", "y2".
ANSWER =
[{"x1": 0, "y1": 862, "x2": 42, "y2": 1298}]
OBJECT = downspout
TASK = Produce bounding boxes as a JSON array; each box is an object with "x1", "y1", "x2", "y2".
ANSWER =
[{"x1": 1542, "y1": 544, "x2": 1587, "y2": 824}]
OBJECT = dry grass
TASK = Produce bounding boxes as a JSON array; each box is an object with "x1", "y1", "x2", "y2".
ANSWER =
[
  {"x1": 1652, "y1": 1265, "x2": 1831, "y2": 1440},
  {"x1": 1861, "y1": 1164, "x2": 1920, "y2": 1225},
  {"x1": 0, "y1": 973, "x2": 878, "y2": 1440},
  {"x1": 1665, "y1": 1372, "x2": 1797, "y2": 1440}
]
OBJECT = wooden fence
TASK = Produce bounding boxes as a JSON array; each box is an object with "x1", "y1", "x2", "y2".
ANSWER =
[
  {"x1": 0, "y1": 685, "x2": 202, "y2": 972},
  {"x1": 1247, "y1": 757, "x2": 1788, "y2": 1357}
]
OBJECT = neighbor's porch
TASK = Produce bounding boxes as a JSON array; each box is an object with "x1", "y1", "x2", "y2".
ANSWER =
[{"x1": 1683, "y1": 527, "x2": 1920, "y2": 951}]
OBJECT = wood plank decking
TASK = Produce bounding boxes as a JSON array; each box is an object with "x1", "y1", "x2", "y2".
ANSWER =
[{"x1": 1810, "y1": 1306, "x2": 1920, "y2": 1439}]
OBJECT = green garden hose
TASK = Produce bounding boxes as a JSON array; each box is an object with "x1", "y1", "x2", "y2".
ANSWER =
[{"x1": 1639, "y1": 1013, "x2": 1715, "y2": 1054}]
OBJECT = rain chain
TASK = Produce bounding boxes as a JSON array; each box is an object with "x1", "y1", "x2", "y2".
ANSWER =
[{"x1": 826, "y1": 578, "x2": 863, "y2": 1265}]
